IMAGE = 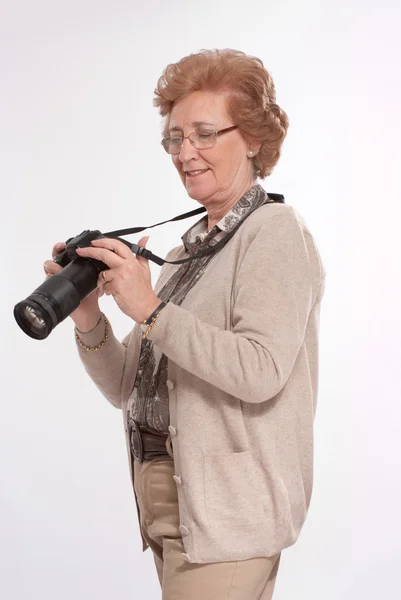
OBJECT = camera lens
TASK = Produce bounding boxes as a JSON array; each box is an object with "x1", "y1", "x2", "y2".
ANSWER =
[
  {"x1": 14, "y1": 302, "x2": 52, "y2": 340},
  {"x1": 14, "y1": 257, "x2": 103, "y2": 340},
  {"x1": 22, "y1": 306, "x2": 46, "y2": 329}
]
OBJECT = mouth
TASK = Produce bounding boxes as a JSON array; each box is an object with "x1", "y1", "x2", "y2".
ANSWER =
[{"x1": 185, "y1": 168, "x2": 210, "y2": 179}]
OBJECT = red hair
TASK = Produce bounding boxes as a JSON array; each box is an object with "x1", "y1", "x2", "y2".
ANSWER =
[{"x1": 153, "y1": 49, "x2": 289, "y2": 178}]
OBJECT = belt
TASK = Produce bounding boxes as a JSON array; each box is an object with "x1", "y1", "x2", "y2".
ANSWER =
[{"x1": 129, "y1": 418, "x2": 173, "y2": 463}]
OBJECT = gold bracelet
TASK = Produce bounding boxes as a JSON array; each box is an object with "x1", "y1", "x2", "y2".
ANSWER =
[
  {"x1": 75, "y1": 314, "x2": 109, "y2": 351},
  {"x1": 142, "y1": 307, "x2": 165, "y2": 339}
]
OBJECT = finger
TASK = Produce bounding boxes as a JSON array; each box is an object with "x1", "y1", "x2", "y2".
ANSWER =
[
  {"x1": 98, "y1": 273, "x2": 113, "y2": 295},
  {"x1": 99, "y1": 270, "x2": 111, "y2": 285},
  {"x1": 52, "y1": 242, "x2": 66, "y2": 259},
  {"x1": 75, "y1": 245, "x2": 124, "y2": 269},
  {"x1": 44, "y1": 267, "x2": 61, "y2": 279},
  {"x1": 103, "y1": 282, "x2": 113, "y2": 296},
  {"x1": 96, "y1": 273, "x2": 105, "y2": 294},
  {"x1": 90, "y1": 279, "x2": 104, "y2": 299},
  {"x1": 43, "y1": 260, "x2": 63, "y2": 276},
  {"x1": 90, "y1": 237, "x2": 133, "y2": 260},
  {"x1": 97, "y1": 270, "x2": 116, "y2": 289},
  {"x1": 135, "y1": 236, "x2": 150, "y2": 267}
]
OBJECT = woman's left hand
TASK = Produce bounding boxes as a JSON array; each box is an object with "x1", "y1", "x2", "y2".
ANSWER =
[{"x1": 76, "y1": 236, "x2": 162, "y2": 324}]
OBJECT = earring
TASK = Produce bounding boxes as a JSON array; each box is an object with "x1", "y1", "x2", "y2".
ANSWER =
[{"x1": 247, "y1": 150, "x2": 254, "y2": 158}]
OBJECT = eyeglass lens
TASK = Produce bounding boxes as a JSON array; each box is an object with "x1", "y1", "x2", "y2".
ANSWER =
[{"x1": 163, "y1": 131, "x2": 216, "y2": 154}]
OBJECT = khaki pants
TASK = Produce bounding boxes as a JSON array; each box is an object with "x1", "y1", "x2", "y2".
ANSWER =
[{"x1": 133, "y1": 457, "x2": 281, "y2": 600}]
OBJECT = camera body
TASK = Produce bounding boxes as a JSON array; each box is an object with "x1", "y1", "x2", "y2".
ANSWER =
[{"x1": 54, "y1": 229, "x2": 107, "y2": 270}]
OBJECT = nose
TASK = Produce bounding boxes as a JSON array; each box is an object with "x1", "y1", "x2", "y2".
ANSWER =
[{"x1": 178, "y1": 136, "x2": 199, "y2": 163}]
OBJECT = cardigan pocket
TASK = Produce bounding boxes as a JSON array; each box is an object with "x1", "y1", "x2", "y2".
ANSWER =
[{"x1": 203, "y1": 450, "x2": 265, "y2": 525}]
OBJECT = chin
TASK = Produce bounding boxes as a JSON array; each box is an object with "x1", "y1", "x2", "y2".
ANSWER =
[
  {"x1": 185, "y1": 187, "x2": 203, "y2": 201},
  {"x1": 184, "y1": 182, "x2": 215, "y2": 203}
]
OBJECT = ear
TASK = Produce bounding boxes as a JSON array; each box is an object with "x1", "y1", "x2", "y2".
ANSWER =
[{"x1": 249, "y1": 141, "x2": 262, "y2": 156}]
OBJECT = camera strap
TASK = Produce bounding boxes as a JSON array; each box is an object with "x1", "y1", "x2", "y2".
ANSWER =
[{"x1": 104, "y1": 192, "x2": 285, "y2": 267}]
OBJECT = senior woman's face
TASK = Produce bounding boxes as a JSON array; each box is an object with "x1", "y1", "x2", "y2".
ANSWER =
[{"x1": 168, "y1": 90, "x2": 254, "y2": 204}]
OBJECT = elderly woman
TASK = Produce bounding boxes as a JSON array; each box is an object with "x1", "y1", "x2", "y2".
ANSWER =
[{"x1": 45, "y1": 49, "x2": 325, "y2": 599}]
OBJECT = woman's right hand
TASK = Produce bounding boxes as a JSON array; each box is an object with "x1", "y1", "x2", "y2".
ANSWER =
[{"x1": 43, "y1": 242, "x2": 104, "y2": 332}]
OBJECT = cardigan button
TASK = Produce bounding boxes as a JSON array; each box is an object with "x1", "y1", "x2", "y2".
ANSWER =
[
  {"x1": 166, "y1": 380, "x2": 175, "y2": 390},
  {"x1": 179, "y1": 525, "x2": 189, "y2": 536},
  {"x1": 181, "y1": 553, "x2": 191, "y2": 562},
  {"x1": 168, "y1": 425, "x2": 177, "y2": 437},
  {"x1": 173, "y1": 475, "x2": 182, "y2": 485}
]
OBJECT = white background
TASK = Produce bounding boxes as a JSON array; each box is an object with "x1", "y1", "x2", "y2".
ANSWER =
[{"x1": 1, "y1": 1, "x2": 401, "y2": 598}]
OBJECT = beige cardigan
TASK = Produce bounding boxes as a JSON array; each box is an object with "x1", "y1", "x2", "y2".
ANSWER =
[{"x1": 75, "y1": 201, "x2": 326, "y2": 564}]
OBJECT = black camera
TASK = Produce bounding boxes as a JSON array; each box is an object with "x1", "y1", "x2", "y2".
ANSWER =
[
  {"x1": 14, "y1": 230, "x2": 119, "y2": 340},
  {"x1": 13, "y1": 193, "x2": 284, "y2": 341}
]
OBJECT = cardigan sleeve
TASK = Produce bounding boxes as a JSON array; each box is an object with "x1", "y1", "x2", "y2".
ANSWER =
[
  {"x1": 146, "y1": 213, "x2": 322, "y2": 403},
  {"x1": 74, "y1": 246, "x2": 180, "y2": 408},
  {"x1": 74, "y1": 314, "x2": 132, "y2": 409}
]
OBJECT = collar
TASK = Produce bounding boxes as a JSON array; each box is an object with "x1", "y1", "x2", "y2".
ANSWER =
[{"x1": 181, "y1": 183, "x2": 268, "y2": 255}]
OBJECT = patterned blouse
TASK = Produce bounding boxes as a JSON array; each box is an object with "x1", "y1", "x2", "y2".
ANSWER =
[{"x1": 128, "y1": 183, "x2": 269, "y2": 434}]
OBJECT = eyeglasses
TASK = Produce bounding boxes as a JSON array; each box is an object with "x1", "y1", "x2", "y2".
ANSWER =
[{"x1": 161, "y1": 125, "x2": 238, "y2": 155}]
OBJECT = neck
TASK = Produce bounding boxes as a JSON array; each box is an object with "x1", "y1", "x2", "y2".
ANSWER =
[{"x1": 206, "y1": 181, "x2": 257, "y2": 231}]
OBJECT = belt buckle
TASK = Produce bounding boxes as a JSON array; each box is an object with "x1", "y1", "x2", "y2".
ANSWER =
[{"x1": 129, "y1": 419, "x2": 144, "y2": 463}]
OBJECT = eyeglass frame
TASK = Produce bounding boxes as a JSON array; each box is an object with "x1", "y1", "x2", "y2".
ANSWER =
[{"x1": 161, "y1": 125, "x2": 238, "y2": 155}]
